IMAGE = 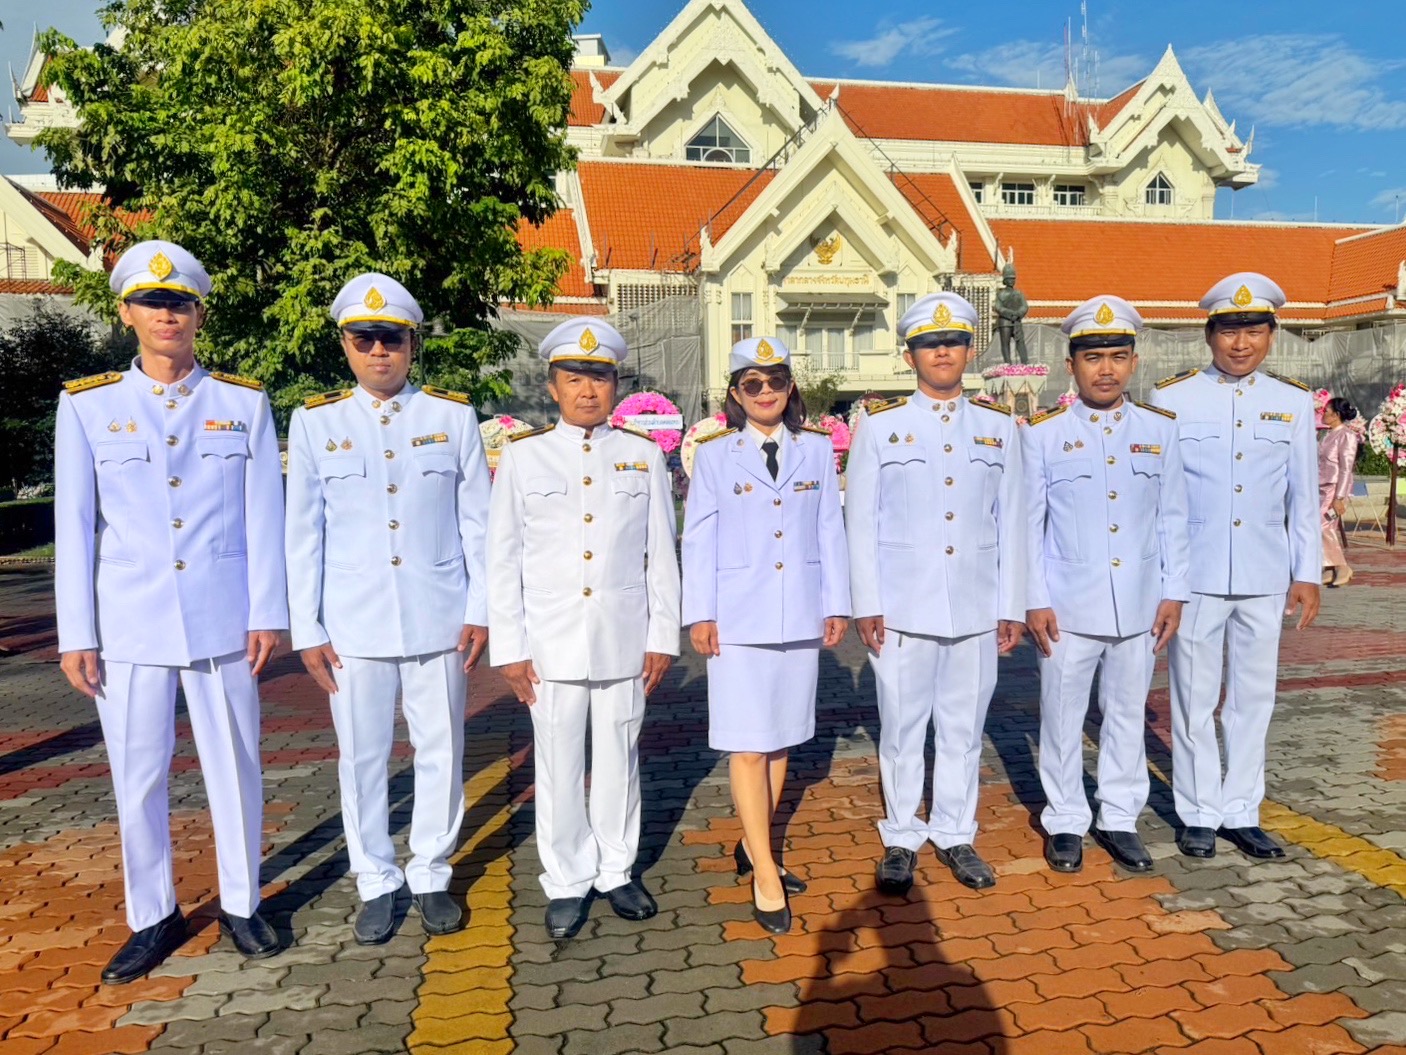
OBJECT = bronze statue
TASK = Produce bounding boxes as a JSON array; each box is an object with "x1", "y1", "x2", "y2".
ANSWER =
[{"x1": 993, "y1": 264, "x2": 1029, "y2": 365}]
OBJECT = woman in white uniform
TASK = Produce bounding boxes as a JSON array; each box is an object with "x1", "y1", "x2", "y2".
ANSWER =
[{"x1": 682, "y1": 337, "x2": 850, "y2": 933}]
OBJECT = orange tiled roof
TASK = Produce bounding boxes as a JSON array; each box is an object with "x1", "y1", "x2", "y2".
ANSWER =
[
  {"x1": 990, "y1": 218, "x2": 1371, "y2": 306},
  {"x1": 578, "y1": 161, "x2": 774, "y2": 271},
  {"x1": 1328, "y1": 225, "x2": 1406, "y2": 302},
  {"x1": 888, "y1": 172, "x2": 995, "y2": 272},
  {"x1": 18, "y1": 187, "x2": 94, "y2": 253},
  {"x1": 569, "y1": 70, "x2": 620, "y2": 126},
  {"x1": 517, "y1": 209, "x2": 595, "y2": 298},
  {"x1": 1095, "y1": 80, "x2": 1144, "y2": 128},
  {"x1": 1325, "y1": 296, "x2": 1392, "y2": 320},
  {"x1": 0, "y1": 279, "x2": 69, "y2": 295},
  {"x1": 827, "y1": 82, "x2": 1106, "y2": 147}
]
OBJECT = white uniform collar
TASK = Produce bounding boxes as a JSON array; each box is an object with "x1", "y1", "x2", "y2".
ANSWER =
[
  {"x1": 355, "y1": 382, "x2": 414, "y2": 415},
  {"x1": 555, "y1": 418, "x2": 613, "y2": 442},
  {"x1": 132, "y1": 356, "x2": 207, "y2": 399},
  {"x1": 745, "y1": 421, "x2": 787, "y2": 449},
  {"x1": 1202, "y1": 362, "x2": 1259, "y2": 387},
  {"x1": 1071, "y1": 397, "x2": 1128, "y2": 426},
  {"x1": 909, "y1": 389, "x2": 963, "y2": 414}
]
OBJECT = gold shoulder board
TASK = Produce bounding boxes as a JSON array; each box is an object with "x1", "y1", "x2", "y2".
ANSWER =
[
  {"x1": 866, "y1": 397, "x2": 907, "y2": 416},
  {"x1": 618, "y1": 426, "x2": 654, "y2": 442},
  {"x1": 1154, "y1": 368, "x2": 1199, "y2": 389},
  {"x1": 62, "y1": 371, "x2": 123, "y2": 394},
  {"x1": 422, "y1": 384, "x2": 471, "y2": 405},
  {"x1": 211, "y1": 371, "x2": 263, "y2": 390},
  {"x1": 1136, "y1": 401, "x2": 1177, "y2": 420},
  {"x1": 510, "y1": 424, "x2": 556, "y2": 443},
  {"x1": 800, "y1": 424, "x2": 831, "y2": 435},
  {"x1": 696, "y1": 428, "x2": 737, "y2": 445},
  {"x1": 303, "y1": 389, "x2": 353, "y2": 409},
  {"x1": 970, "y1": 397, "x2": 1013, "y2": 415},
  {"x1": 1028, "y1": 405, "x2": 1067, "y2": 426},
  {"x1": 1265, "y1": 370, "x2": 1310, "y2": 392}
]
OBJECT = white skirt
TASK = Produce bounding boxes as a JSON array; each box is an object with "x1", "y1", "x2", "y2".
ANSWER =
[{"x1": 707, "y1": 640, "x2": 821, "y2": 753}]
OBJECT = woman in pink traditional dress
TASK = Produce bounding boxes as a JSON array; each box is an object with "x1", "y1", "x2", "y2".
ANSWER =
[{"x1": 1319, "y1": 397, "x2": 1360, "y2": 586}]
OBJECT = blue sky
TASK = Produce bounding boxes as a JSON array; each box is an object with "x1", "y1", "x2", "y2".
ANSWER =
[{"x1": 5, "y1": 0, "x2": 1404, "y2": 225}]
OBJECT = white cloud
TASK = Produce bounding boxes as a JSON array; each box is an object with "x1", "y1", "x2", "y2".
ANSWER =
[
  {"x1": 1370, "y1": 187, "x2": 1406, "y2": 216},
  {"x1": 1184, "y1": 36, "x2": 1406, "y2": 131},
  {"x1": 609, "y1": 44, "x2": 639, "y2": 67},
  {"x1": 830, "y1": 17, "x2": 957, "y2": 69},
  {"x1": 946, "y1": 40, "x2": 1149, "y2": 94},
  {"x1": 1254, "y1": 167, "x2": 1280, "y2": 191}
]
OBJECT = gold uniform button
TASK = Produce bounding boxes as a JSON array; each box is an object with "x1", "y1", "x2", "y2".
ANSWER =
[
  {"x1": 1236, "y1": 390, "x2": 1244, "y2": 397},
  {"x1": 151, "y1": 384, "x2": 165, "y2": 395},
  {"x1": 380, "y1": 415, "x2": 391, "y2": 425},
  {"x1": 944, "y1": 444, "x2": 953, "y2": 453},
  {"x1": 946, "y1": 402, "x2": 956, "y2": 412},
  {"x1": 171, "y1": 518, "x2": 184, "y2": 529},
  {"x1": 1104, "y1": 427, "x2": 1112, "y2": 435},
  {"x1": 385, "y1": 450, "x2": 395, "y2": 459},
  {"x1": 941, "y1": 414, "x2": 951, "y2": 423},
  {"x1": 391, "y1": 402, "x2": 401, "y2": 412},
  {"x1": 945, "y1": 546, "x2": 955, "y2": 555},
  {"x1": 773, "y1": 498, "x2": 782, "y2": 507},
  {"x1": 168, "y1": 476, "x2": 182, "y2": 488},
  {"x1": 582, "y1": 443, "x2": 591, "y2": 453},
  {"x1": 583, "y1": 476, "x2": 592, "y2": 486},
  {"x1": 944, "y1": 477, "x2": 954, "y2": 486},
  {"x1": 166, "y1": 435, "x2": 179, "y2": 446},
  {"x1": 387, "y1": 484, "x2": 398, "y2": 494},
  {"x1": 584, "y1": 513, "x2": 594, "y2": 523},
  {"x1": 388, "y1": 520, "x2": 399, "y2": 530},
  {"x1": 944, "y1": 512, "x2": 954, "y2": 521},
  {"x1": 1108, "y1": 491, "x2": 1118, "y2": 500},
  {"x1": 1090, "y1": 413, "x2": 1100, "y2": 423},
  {"x1": 1235, "y1": 452, "x2": 1244, "y2": 461},
  {"x1": 177, "y1": 384, "x2": 190, "y2": 396},
  {"x1": 774, "y1": 530, "x2": 783, "y2": 538},
  {"x1": 1234, "y1": 519, "x2": 1242, "y2": 527},
  {"x1": 1110, "y1": 524, "x2": 1119, "y2": 533},
  {"x1": 1235, "y1": 484, "x2": 1244, "y2": 493},
  {"x1": 1236, "y1": 420, "x2": 1243, "y2": 428},
  {"x1": 1111, "y1": 558, "x2": 1122, "y2": 567},
  {"x1": 371, "y1": 399, "x2": 382, "y2": 408},
  {"x1": 583, "y1": 587, "x2": 592, "y2": 597},
  {"x1": 391, "y1": 556, "x2": 402, "y2": 566},
  {"x1": 775, "y1": 562, "x2": 784, "y2": 570},
  {"x1": 174, "y1": 560, "x2": 186, "y2": 571},
  {"x1": 583, "y1": 551, "x2": 593, "y2": 560},
  {"x1": 165, "y1": 399, "x2": 178, "y2": 410},
  {"x1": 1106, "y1": 456, "x2": 1116, "y2": 465}
]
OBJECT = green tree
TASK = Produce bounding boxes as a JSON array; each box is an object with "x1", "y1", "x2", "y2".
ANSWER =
[
  {"x1": 38, "y1": 0, "x2": 583, "y2": 419},
  {"x1": 0, "y1": 302, "x2": 131, "y2": 495},
  {"x1": 792, "y1": 360, "x2": 847, "y2": 419}
]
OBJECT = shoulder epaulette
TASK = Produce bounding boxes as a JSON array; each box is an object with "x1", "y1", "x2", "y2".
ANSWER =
[
  {"x1": 1154, "y1": 368, "x2": 1199, "y2": 389},
  {"x1": 695, "y1": 428, "x2": 737, "y2": 445},
  {"x1": 1028, "y1": 405, "x2": 1067, "y2": 426},
  {"x1": 865, "y1": 397, "x2": 907, "y2": 416},
  {"x1": 303, "y1": 389, "x2": 353, "y2": 410},
  {"x1": 211, "y1": 371, "x2": 263, "y2": 390},
  {"x1": 510, "y1": 424, "x2": 555, "y2": 442},
  {"x1": 970, "y1": 397, "x2": 1012, "y2": 415},
  {"x1": 1136, "y1": 400, "x2": 1177, "y2": 420},
  {"x1": 617, "y1": 426, "x2": 654, "y2": 442},
  {"x1": 1265, "y1": 370, "x2": 1310, "y2": 392},
  {"x1": 800, "y1": 424, "x2": 831, "y2": 436},
  {"x1": 62, "y1": 371, "x2": 123, "y2": 394},
  {"x1": 422, "y1": 384, "x2": 471, "y2": 405}
]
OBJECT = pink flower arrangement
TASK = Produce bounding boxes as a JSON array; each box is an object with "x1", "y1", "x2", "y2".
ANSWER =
[
  {"x1": 479, "y1": 415, "x2": 536, "y2": 480},
  {"x1": 680, "y1": 413, "x2": 730, "y2": 477},
  {"x1": 1367, "y1": 382, "x2": 1406, "y2": 466},
  {"x1": 807, "y1": 414, "x2": 852, "y2": 473},
  {"x1": 1056, "y1": 390, "x2": 1078, "y2": 408},
  {"x1": 982, "y1": 364, "x2": 1049, "y2": 379},
  {"x1": 611, "y1": 391, "x2": 683, "y2": 454},
  {"x1": 1313, "y1": 388, "x2": 1332, "y2": 429}
]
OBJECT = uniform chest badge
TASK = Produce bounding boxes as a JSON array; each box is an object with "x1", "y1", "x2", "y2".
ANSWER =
[
  {"x1": 1129, "y1": 443, "x2": 1162, "y2": 455},
  {"x1": 1260, "y1": 411, "x2": 1293, "y2": 422},
  {"x1": 888, "y1": 433, "x2": 900, "y2": 444},
  {"x1": 613, "y1": 461, "x2": 649, "y2": 472},
  {"x1": 733, "y1": 482, "x2": 744, "y2": 495},
  {"x1": 341, "y1": 437, "x2": 354, "y2": 450},
  {"x1": 973, "y1": 436, "x2": 1003, "y2": 449},
  {"x1": 204, "y1": 420, "x2": 247, "y2": 432},
  {"x1": 107, "y1": 419, "x2": 121, "y2": 433},
  {"x1": 325, "y1": 439, "x2": 337, "y2": 452},
  {"x1": 904, "y1": 433, "x2": 915, "y2": 444},
  {"x1": 412, "y1": 433, "x2": 449, "y2": 447},
  {"x1": 793, "y1": 480, "x2": 820, "y2": 491}
]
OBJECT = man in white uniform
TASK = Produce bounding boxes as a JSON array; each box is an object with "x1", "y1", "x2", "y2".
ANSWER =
[
  {"x1": 54, "y1": 240, "x2": 286, "y2": 982},
  {"x1": 1024, "y1": 296, "x2": 1189, "y2": 874},
  {"x1": 1150, "y1": 272, "x2": 1320, "y2": 860},
  {"x1": 488, "y1": 318, "x2": 681, "y2": 939},
  {"x1": 285, "y1": 273, "x2": 491, "y2": 943},
  {"x1": 845, "y1": 293, "x2": 1025, "y2": 893}
]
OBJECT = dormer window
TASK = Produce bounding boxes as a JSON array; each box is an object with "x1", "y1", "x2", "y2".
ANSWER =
[
  {"x1": 686, "y1": 115, "x2": 751, "y2": 164},
  {"x1": 1145, "y1": 173, "x2": 1174, "y2": 206}
]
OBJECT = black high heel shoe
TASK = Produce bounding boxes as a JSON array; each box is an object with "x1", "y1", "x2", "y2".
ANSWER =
[
  {"x1": 751, "y1": 877, "x2": 791, "y2": 934},
  {"x1": 734, "y1": 841, "x2": 807, "y2": 894}
]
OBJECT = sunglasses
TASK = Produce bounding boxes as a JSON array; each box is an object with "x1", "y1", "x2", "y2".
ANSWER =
[
  {"x1": 737, "y1": 376, "x2": 790, "y2": 397},
  {"x1": 126, "y1": 293, "x2": 199, "y2": 312},
  {"x1": 344, "y1": 328, "x2": 412, "y2": 353}
]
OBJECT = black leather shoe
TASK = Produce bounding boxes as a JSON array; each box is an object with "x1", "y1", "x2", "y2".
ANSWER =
[
  {"x1": 412, "y1": 891, "x2": 465, "y2": 935},
  {"x1": 1218, "y1": 825, "x2": 1285, "y2": 859},
  {"x1": 734, "y1": 840, "x2": 807, "y2": 894},
  {"x1": 875, "y1": 846, "x2": 918, "y2": 895},
  {"x1": 1177, "y1": 826, "x2": 1217, "y2": 859},
  {"x1": 1044, "y1": 833, "x2": 1083, "y2": 873},
  {"x1": 751, "y1": 879, "x2": 791, "y2": 934},
  {"x1": 102, "y1": 909, "x2": 187, "y2": 985},
  {"x1": 936, "y1": 844, "x2": 996, "y2": 890},
  {"x1": 545, "y1": 897, "x2": 589, "y2": 940},
  {"x1": 1093, "y1": 828, "x2": 1154, "y2": 872},
  {"x1": 218, "y1": 910, "x2": 279, "y2": 958},
  {"x1": 605, "y1": 879, "x2": 657, "y2": 921},
  {"x1": 353, "y1": 892, "x2": 397, "y2": 945}
]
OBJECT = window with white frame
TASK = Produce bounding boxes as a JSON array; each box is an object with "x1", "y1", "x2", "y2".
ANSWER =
[
  {"x1": 686, "y1": 115, "x2": 752, "y2": 165},
  {"x1": 896, "y1": 293, "x2": 916, "y2": 330},
  {"x1": 805, "y1": 326, "x2": 847, "y2": 371},
  {"x1": 1001, "y1": 182, "x2": 1036, "y2": 206},
  {"x1": 1053, "y1": 184, "x2": 1086, "y2": 206},
  {"x1": 1145, "y1": 173, "x2": 1174, "y2": 206},
  {"x1": 853, "y1": 324, "x2": 875, "y2": 354},
  {"x1": 730, "y1": 292, "x2": 753, "y2": 345},
  {"x1": 968, "y1": 180, "x2": 984, "y2": 203}
]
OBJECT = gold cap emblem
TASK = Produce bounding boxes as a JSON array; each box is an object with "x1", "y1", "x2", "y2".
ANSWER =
[
  {"x1": 1232, "y1": 284, "x2": 1254, "y2": 308},
  {"x1": 755, "y1": 338, "x2": 778, "y2": 363},
  {"x1": 578, "y1": 327, "x2": 599, "y2": 352},
  {"x1": 932, "y1": 302, "x2": 953, "y2": 328},
  {"x1": 364, "y1": 286, "x2": 386, "y2": 311},
  {"x1": 1094, "y1": 302, "x2": 1116, "y2": 327},
  {"x1": 148, "y1": 251, "x2": 174, "y2": 280}
]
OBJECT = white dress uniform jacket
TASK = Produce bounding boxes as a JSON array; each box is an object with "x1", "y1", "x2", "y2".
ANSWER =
[
  {"x1": 846, "y1": 393, "x2": 1024, "y2": 631},
  {"x1": 682, "y1": 427, "x2": 849, "y2": 640},
  {"x1": 487, "y1": 422, "x2": 681, "y2": 679},
  {"x1": 55, "y1": 361, "x2": 288, "y2": 661},
  {"x1": 285, "y1": 383, "x2": 491, "y2": 657},
  {"x1": 1149, "y1": 365, "x2": 1320, "y2": 593},
  {"x1": 1023, "y1": 400, "x2": 1190, "y2": 635}
]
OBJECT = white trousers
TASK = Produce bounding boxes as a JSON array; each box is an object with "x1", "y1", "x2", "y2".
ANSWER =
[
  {"x1": 96, "y1": 652, "x2": 263, "y2": 931},
  {"x1": 1038, "y1": 631, "x2": 1155, "y2": 836},
  {"x1": 1169, "y1": 592, "x2": 1285, "y2": 829},
  {"x1": 329, "y1": 651, "x2": 467, "y2": 900},
  {"x1": 870, "y1": 630, "x2": 996, "y2": 851},
  {"x1": 529, "y1": 677, "x2": 644, "y2": 899}
]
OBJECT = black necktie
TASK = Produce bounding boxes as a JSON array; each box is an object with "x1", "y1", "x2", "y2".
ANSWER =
[{"x1": 762, "y1": 439, "x2": 779, "y2": 481}]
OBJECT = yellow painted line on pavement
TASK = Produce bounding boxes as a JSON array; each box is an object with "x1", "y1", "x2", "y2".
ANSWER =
[{"x1": 409, "y1": 753, "x2": 518, "y2": 1054}]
